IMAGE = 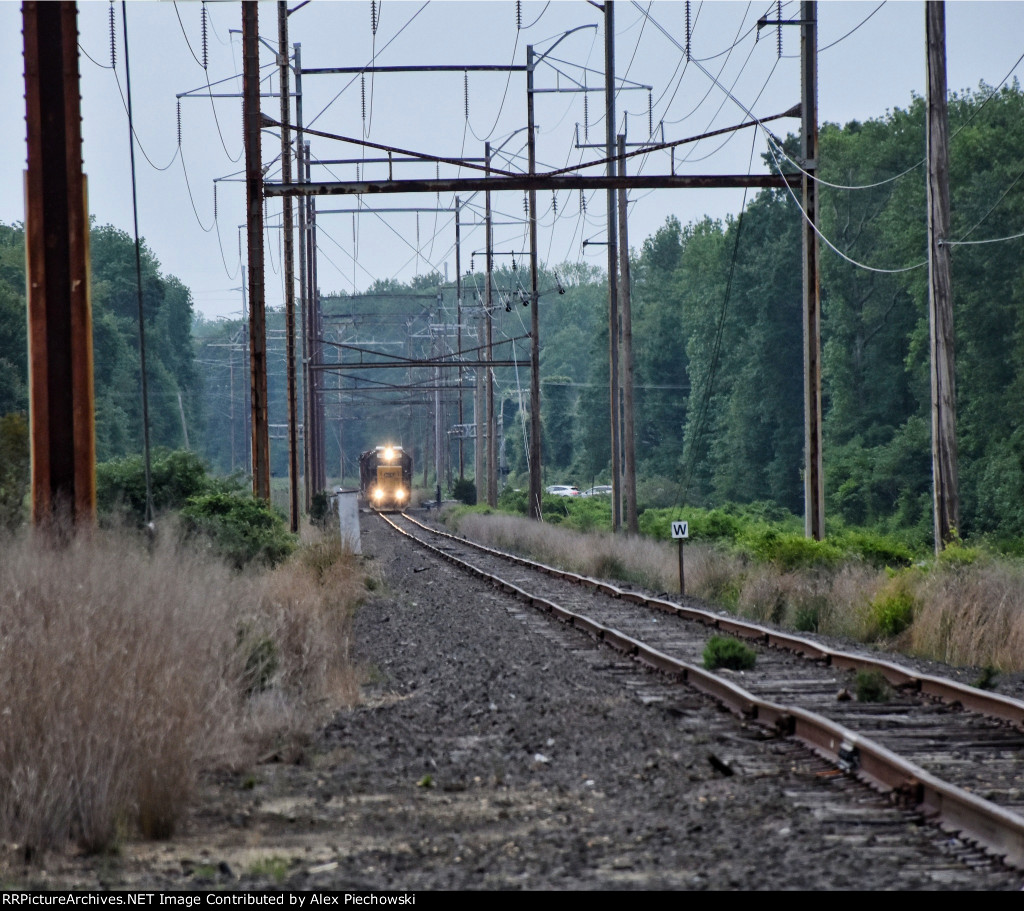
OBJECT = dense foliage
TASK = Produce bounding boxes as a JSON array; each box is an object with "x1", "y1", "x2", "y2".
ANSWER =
[
  {"x1": 0, "y1": 221, "x2": 201, "y2": 463},
  {"x1": 96, "y1": 446, "x2": 294, "y2": 569}
]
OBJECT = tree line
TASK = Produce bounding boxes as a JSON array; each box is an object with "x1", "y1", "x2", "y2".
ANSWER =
[{"x1": 2, "y1": 82, "x2": 1023, "y2": 546}]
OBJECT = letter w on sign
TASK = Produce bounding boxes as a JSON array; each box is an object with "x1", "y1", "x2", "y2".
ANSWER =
[{"x1": 671, "y1": 521, "x2": 689, "y2": 539}]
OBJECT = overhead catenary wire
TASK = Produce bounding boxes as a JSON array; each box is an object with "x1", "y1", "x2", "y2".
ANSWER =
[
  {"x1": 763, "y1": 138, "x2": 927, "y2": 274},
  {"x1": 763, "y1": 46, "x2": 1024, "y2": 193}
]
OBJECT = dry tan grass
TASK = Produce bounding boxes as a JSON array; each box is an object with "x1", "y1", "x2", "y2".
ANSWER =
[
  {"x1": 0, "y1": 525, "x2": 247, "y2": 855},
  {"x1": 454, "y1": 512, "x2": 684, "y2": 592},
  {"x1": 911, "y1": 561, "x2": 1024, "y2": 671},
  {"x1": 0, "y1": 523, "x2": 365, "y2": 859},
  {"x1": 447, "y1": 511, "x2": 1024, "y2": 671},
  {"x1": 243, "y1": 532, "x2": 364, "y2": 751}
]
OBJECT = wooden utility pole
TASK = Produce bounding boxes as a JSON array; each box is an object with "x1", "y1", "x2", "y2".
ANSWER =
[
  {"x1": 526, "y1": 45, "x2": 543, "y2": 519},
  {"x1": 434, "y1": 287, "x2": 443, "y2": 499},
  {"x1": 604, "y1": 1, "x2": 622, "y2": 531},
  {"x1": 455, "y1": 196, "x2": 465, "y2": 479},
  {"x1": 278, "y1": 1, "x2": 299, "y2": 531},
  {"x1": 617, "y1": 134, "x2": 638, "y2": 533},
  {"x1": 485, "y1": 146, "x2": 498, "y2": 507},
  {"x1": 926, "y1": 1, "x2": 959, "y2": 550},
  {"x1": 243, "y1": 1, "x2": 270, "y2": 501},
  {"x1": 310, "y1": 195, "x2": 326, "y2": 494},
  {"x1": 294, "y1": 46, "x2": 313, "y2": 507},
  {"x1": 23, "y1": 0, "x2": 96, "y2": 525},
  {"x1": 801, "y1": 1, "x2": 824, "y2": 541},
  {"x1": 297, "y1": 138, "x2": 312, "y2": 505}
]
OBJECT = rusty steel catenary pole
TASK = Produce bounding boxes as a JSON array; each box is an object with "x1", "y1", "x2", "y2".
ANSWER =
[{"x1": 23, "y1": 1, "x2": 96, "y2": 526}]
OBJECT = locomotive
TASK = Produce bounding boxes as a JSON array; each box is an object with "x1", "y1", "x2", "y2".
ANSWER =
[{"x1": 358, "y1": 445, "x2": 413, "y2": 512}]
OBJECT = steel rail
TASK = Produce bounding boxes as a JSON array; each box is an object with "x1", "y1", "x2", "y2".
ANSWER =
[
  {"x1": 382, "y1": 511, "x2": 1024, "y2": 868},
  {"x1": 398, "y1": 512, "x2": 1024, "y2": 728}
]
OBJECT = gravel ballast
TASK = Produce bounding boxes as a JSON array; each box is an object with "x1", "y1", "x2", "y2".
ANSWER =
[{"x1": 6, "y1": 512, "x2": 1023, "y2": 891}]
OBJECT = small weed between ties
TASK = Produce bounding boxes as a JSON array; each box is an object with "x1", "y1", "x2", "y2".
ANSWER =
[
  {"x1": 702, "y1": 636, "x2": 757, "y2": 671},
  {"x1": 973, "y1": 665, "x2": 999, "y2": 690},
  {"x1": 855, "y1": 669, "x2": 891, "y2": 703},
  {"x1": 248, "y1": 855, "x2": 290, "y2": 883}
]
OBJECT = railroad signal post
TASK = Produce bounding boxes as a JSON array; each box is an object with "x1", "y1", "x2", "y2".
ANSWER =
[{"x1": 671, "y1": 520, "x2": 689, "y2": 596}]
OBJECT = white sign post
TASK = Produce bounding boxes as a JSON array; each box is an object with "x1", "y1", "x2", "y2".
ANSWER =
[
  {"x1": 671, "y1": 520, "x2": 689, "y2": 595},
  {"x1": 335, "y1": 488, "x2": 362, "y2": 554}
]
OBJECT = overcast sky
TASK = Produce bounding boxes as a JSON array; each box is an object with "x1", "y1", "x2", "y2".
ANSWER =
[{"x1": 2, "y1": 1, "x2": 1024, "y2": 321}]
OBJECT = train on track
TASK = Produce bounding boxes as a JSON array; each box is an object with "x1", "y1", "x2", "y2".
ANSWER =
[{"x1": 358, "y1": 445, "x2": 413, "y2": 512}]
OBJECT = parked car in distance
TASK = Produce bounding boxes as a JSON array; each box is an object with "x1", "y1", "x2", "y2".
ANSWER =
[
  {"x1": 545, "y1": 484, "x2": 581, "y2": 497},
  {"x1": 581, "y1": 485, "x2": 613, "y2": 497}
]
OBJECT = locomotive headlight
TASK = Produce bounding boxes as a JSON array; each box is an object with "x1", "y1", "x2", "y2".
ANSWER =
[
  {"x1": 395, "y1": 488, "x2": 406, "y2": 501},
  {"x1": 373, "y1": 488, "x2": 383, "y2": 501},
  {"x1": 383, "y1": 447, "x2": 395, "y2": 462}
]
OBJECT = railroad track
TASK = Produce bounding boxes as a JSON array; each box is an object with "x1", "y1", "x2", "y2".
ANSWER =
[{"x1": 380, "y1": 510, "x2": 1024, "y2": 872}]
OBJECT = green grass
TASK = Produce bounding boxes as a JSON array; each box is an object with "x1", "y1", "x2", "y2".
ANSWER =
[{"x1": 248, "y1": 856, "x2": 290, "y2": 883}]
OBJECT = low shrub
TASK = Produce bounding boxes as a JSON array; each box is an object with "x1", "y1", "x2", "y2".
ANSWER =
[
  {"x1": 702, "y1": 635, "x2": 757, "y2": 671},
  {"x1": 833, "y1": 528, "x2": 914, "y2": 568},
  {"x1": 451, "y1": 478, "x2": 477, "y2": 505},
  {"x1": 935, "y1": 538, "x2": 985, "y2": 571},
  {"x1": 180, "y1": 492, "x2": 295, "y2": 570},
  {"x1": 869, "y1": 570, "x2": 918, "y2": 637},
  {"x1": 497, "y1": 486, "x2": 528, "y2": 514},
  {"x1": 974, "y1": 666, "x2": 999, "y2": 690},
  {"x1": 737, "y1": 526, "x2": 844, "y2": 570},
  {"x1": 96, "y1": 448, "x2": 240, "y2": 524},
  {"x1": 308, "y1": 490, "x2": 331, "y2": 527},
  {"x1": 855, "y1": 669, "x2": 890, "y2": 703}
]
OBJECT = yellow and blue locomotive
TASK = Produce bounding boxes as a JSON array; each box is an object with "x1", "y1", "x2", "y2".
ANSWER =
[{"x1": 358, "y1": 445, "x2": 413, "y2": 512}]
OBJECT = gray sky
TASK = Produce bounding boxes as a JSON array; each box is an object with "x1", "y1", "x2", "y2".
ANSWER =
[{"x1": 2, "y1": 1, "x2": 1023, "y2": 321}]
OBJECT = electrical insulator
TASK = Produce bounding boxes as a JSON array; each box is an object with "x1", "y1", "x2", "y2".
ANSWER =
[
  {"x1": 552, "y1": 191, "x2": 558, "y2": 215},
  {"x1": 201, "y1": 2, "x2": 208, "y2": 69},
  {"x1": 109, "y1": 1, "x2": 116, "y2": 68},
  {"x1": 580, "y1": 189, "x2": 586, "y2": 214},
  {"x1": 523, "y1": 193, "x2": 529, "y2": 216},
  {"x1": 685, "y1": 1, "x2": 691, "y2": 61},
  {"x1": 176, "y1": 100, "x2": 182, "y2": 146},
  {"x1": 516, "y1": 1, "x2": 522, "y2": 30},
  {"x1": 583, "y1": 92, "x2": 589, "y2": 141},
  {"x1": 777, "y1": 1, "x2": 783, "y2": 58},
  {"x1": 370, "y1": 0, "x2": 378, "y2": 36},
  {"x1": 361, "y1": 74, "x2": 366, "y2": 123}
]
